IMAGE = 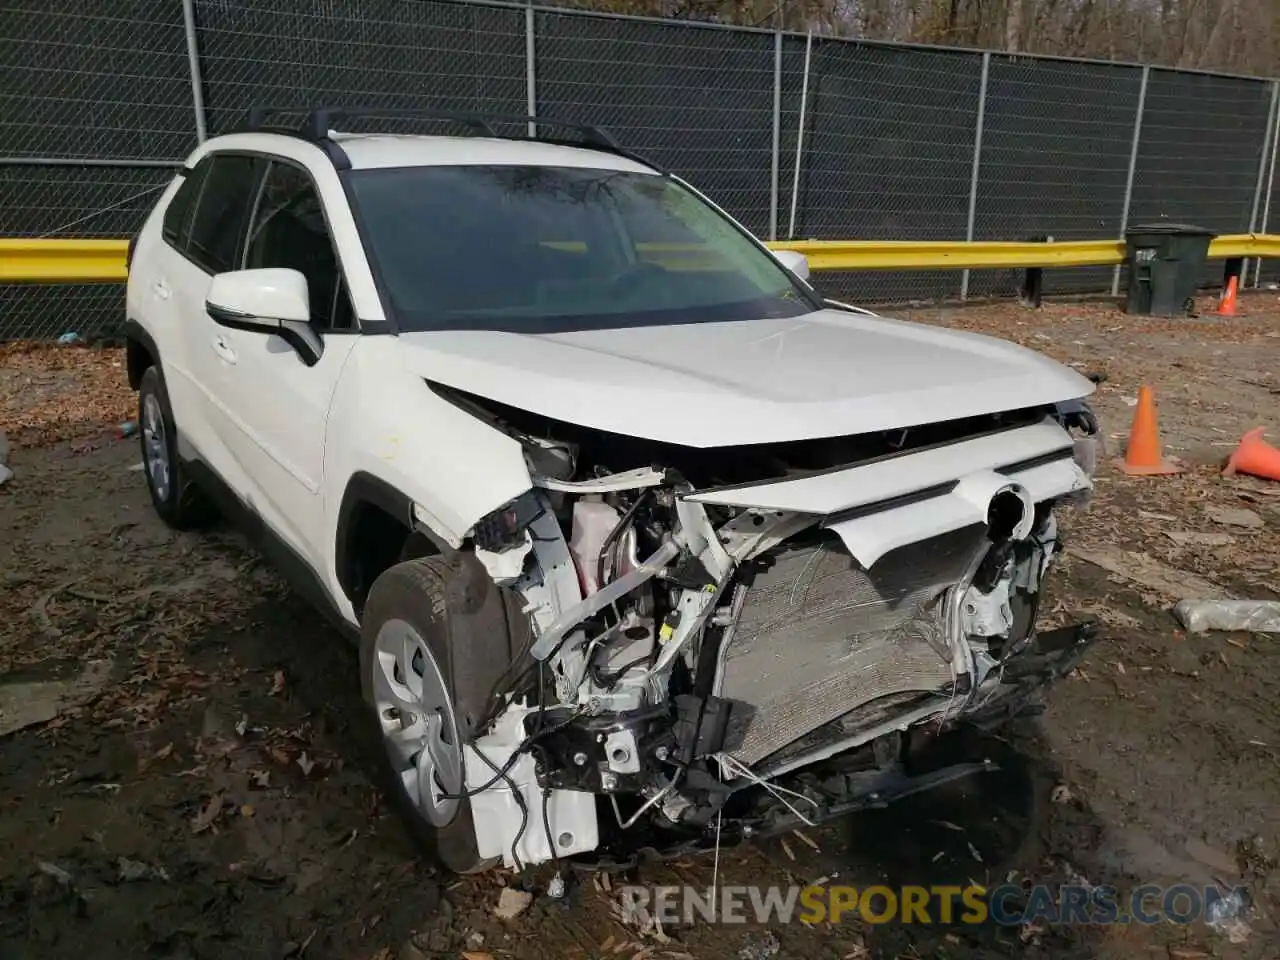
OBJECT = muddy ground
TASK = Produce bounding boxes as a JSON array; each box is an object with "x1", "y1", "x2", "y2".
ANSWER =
[{"x1": 1, "y1": 295, "x2": 1278, "y2": 960}]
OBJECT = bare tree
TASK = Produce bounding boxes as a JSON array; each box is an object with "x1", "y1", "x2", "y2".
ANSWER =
[
  {"x1": 571, "y1": 0, "x2": 1278, "y2": 74},
  {"x1": 1006, "y1": 0, "x2": 1023, "y2": 52}
]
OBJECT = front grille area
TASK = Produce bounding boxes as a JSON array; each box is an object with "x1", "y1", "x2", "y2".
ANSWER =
[{"x1": 717, "y1": 525, "x2": 988, "y2": 767}]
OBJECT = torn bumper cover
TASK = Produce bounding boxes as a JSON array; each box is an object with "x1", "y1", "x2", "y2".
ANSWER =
[
  {"x1": 467, "y1": 413, "x2": 1097, "y2": 867},
  {"x1": 686, "y1": 419, "x2": 1091, "y2": 567}
]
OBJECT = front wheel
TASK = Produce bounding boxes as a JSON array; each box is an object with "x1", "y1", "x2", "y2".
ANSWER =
[{"x1": 359, "y1": 556, "x2": 526, "y2": 874}]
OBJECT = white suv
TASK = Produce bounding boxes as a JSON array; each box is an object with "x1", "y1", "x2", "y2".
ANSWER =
[{"x1": 125, "y1": 108, "x2": 1101, "y2": 874}]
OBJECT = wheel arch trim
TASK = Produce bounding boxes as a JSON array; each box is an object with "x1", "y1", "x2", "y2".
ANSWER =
[
  {"x1": 123, "y1": 318, "x2": 160, "y2": 390},
  {"x1": 335, "y1": 470, "x2": 460, "y2": 607}
]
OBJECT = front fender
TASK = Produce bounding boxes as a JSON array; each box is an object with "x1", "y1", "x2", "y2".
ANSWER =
[{"x1": 322, "y1": 338, "x2": 533, "y2": 582}]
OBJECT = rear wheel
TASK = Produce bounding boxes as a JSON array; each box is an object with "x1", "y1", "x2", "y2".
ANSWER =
[
  {"x1": 137, "y1": 365, "x2": 216, "y2": 529},
  {"x1": 359, "y1": 556, "x2": 528, "y2": 873}
]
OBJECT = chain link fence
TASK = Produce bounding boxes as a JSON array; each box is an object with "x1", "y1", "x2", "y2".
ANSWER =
[{"x1": 3, "y1": 0, "x2": 1280, "y2": 340}]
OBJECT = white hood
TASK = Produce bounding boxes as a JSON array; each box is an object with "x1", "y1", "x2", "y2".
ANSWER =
[{"x1": 397, "y1": 308, "x2": 1094, "y2": 447}]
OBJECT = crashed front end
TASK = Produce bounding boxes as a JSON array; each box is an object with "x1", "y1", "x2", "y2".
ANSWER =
[{"x1": 447, "y1": 388, "x2": 1101, "y2": 869}]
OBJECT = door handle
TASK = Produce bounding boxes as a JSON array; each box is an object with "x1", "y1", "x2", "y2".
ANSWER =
[
  {"x1": 211, "y1": 335, "x2": 237, "y2": 365},
  {"x1": 152, "y1": 279, "x2": 171, "y2": 301}
]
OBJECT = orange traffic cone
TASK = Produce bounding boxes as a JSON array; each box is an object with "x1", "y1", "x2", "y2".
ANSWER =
[
  {"x1": 1117, "y1": 385, "x2": 1182, "y2": 476},
  {"x1": 1222, "y1": 427, "x2": 1280, "y2": 481},
  {"x1": 1216, "y1": 275, "x2": 1240, "y2": 317}
]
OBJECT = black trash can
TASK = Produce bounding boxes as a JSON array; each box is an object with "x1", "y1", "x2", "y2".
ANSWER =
[{"x1": 1124, "y1": 223, "x2": 1216, "y2": 316}]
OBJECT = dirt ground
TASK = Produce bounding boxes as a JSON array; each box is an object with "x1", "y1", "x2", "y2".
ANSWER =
[{"x1": 2, "y1": 294, "x2": 1279, "y2": 960}]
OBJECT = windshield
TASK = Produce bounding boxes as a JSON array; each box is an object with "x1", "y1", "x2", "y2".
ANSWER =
[{"x1": 347, "y1": 165, "x2": 815, "y2": 332}]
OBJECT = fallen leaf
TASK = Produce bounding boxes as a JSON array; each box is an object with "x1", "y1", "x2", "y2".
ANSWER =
[
  {"x1": 118, "y1": 857, "x2": 169, "y2": 882},
  {"x1": 297, "y1": 752, "x2": 315, "y2": 776},
  {"x1": 493, "y1": 887, "x2": 532, "y2": 919},
  {"x1": 460, "y1": 954, "x2": 494, "y2": 960},
  {"x1": 249, "y1": 769, "x2": 270, "y2": 788},
  {"x1": 1050, "y1": 783, "x2": 1073, "y2": 804},
  {"x1": 296, "y1": 928, "x2": 318, "y2": 957},
  {"x1": 269, "y1": 671, "x2": 286, "y2": 696},
  {"x1": 267, "y1": 746, "x2": 290, "y2": 766},
  {"x1": 968, "y1": 841, "x2": 984, "y2": 863},
  {"x1": 235, "y1": 714, "x2": 249, "y2": 737},
  {"x1": 1066, "y1": 545, "x2": 1230, "y2": 602},
  {"x1": 780, "y1": 837, "x2": 795, "y2": 861},
  {"x1": 37, "y1": 861, "x2": 73, "y2": 885},
  {"x1": 1206, "y1": 505, "x2": 1264, "y2": 529},
  {"x1": 793, "y1": 829, "x2": 821, "y2": 852},
  {"x1": 650, "y1": 914, "x2": 671, "y2": 944},
  {"x1": 930, "y1": 819, "x2": 965, "y2": 832},
  {"x1": 1165, "y1": 531, "x2": 1237, "y2": 547},
  {"x1": 191, "y1": 794, "x2": 224, "y2": 834},
  {"x1": 240, "y1": 804, "x2": 255, "y2": 818},
  {"x1": 1184, "y1": 837, "x2": 1238, "y2": 875}
]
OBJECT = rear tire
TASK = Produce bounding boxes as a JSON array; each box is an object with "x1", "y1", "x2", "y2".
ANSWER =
[
  {"x1": 137, "y1": 365, "x2": 217, "y2": 530},
  {"x1": 359, "y1": 555, "x2": 529, "y2": 874}
]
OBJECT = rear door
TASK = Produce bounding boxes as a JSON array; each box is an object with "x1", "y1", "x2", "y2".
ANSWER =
[
  {"x1": 134, "y1": 159, "x2": 219, "y2": 461},
  {"x1": 169, "y1": 153, "x2": 265, "y2": 492}
]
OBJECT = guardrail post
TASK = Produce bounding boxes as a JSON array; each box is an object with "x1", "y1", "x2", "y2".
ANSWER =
[
  {"x1": 1223, "y1": 257, "x2": 1245, "y2": 305},
  {"x1": 1246, "y1": 81, "x2": 1280, "y2": 286},
  {"x1": 769, "y1": 29, "x2": 781, "y2": 242},
  {"x1": 1019, "y1": 235, "x2": 1051, "y2": 308},
  {"x1": 1112, "y1": 65, "x2": 1149, "y2": 298},
  {"x1": 1250, "y1": 80, "x2": 1280, "y2": 287},
  {"x1": 181, "y1": 0, "x2": 207, "y2": 142},
  {"x1": 787, "y1": 32, "x2": 812, "y2": 240},
  {"x1": 960, "y1": 51, "x2": 991, "y2": 302}
]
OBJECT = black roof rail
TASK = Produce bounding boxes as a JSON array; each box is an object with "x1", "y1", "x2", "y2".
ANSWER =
[{"x1": 236, "y1": 105, "x2": 656, "y2": 171}]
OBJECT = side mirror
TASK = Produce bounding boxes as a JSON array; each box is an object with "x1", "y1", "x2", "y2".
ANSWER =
[
  {"x1": 206, "y1": 268, "x2": 323, "y2": 366},
  {"x1": 771, "y1": 249, "x2": 810, "y2": 281}
]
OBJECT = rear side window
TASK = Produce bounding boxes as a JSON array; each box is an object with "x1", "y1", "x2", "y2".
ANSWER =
[
  {"x1": 186, "y1": 155, "x2": 261, "y2": 273},
  {"x1": 161, "y1": 162, "x2": 208, "y2": 249}
]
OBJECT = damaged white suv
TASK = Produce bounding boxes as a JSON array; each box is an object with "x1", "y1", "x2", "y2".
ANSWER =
[{"x1": 124, "y1": 108, "x2": 1101, "y2": 874}]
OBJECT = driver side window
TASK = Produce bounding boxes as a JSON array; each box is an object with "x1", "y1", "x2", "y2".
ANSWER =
[{"x1": 243, "y1": 161, "x2": 355, "y2": 331}]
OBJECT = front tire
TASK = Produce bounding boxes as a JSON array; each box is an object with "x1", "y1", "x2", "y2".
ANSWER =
[
  {"x1": 359, "y1": 556, "x2": 528, "y2": 874},
  {"x1": 137, "y1": 365, "x2": 216, "y2": 529}
]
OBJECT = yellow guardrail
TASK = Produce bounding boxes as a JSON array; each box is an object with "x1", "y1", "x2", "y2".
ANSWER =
[
  {"x1": 0, "y1": 238, "x2": 129, "y2": 282},
  {"x1": 770, "y1": 238, "x2": 1130, "y2": 271},
  {"x1": 1202, "y1": 233, "x2": 1280, "y2": 261},
  {"x1": 2, "y1": 234, "x2": 1276, "y2": 283}
]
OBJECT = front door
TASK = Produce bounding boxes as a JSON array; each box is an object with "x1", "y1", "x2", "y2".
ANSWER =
[{"x1": 208, "y1": 159, "x2": 358, "y2": 562}]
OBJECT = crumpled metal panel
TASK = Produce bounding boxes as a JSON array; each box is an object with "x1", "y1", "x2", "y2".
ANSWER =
[{"x1": 718, "y1": 525, "x2": 987, "y2": 766}]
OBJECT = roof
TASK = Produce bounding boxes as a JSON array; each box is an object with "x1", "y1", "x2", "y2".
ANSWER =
[{"x1": 328, "y1": 131, "x2": 657, "y2": 174}]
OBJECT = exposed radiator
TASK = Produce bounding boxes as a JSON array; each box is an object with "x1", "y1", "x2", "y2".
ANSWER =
[{"x1": 716, "y1": 525, "x2": 988, "y2": 768}]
